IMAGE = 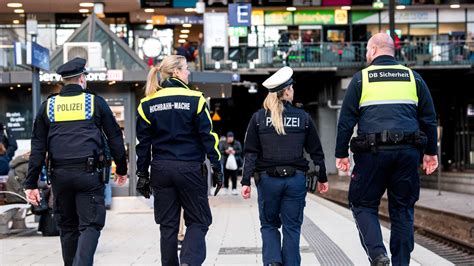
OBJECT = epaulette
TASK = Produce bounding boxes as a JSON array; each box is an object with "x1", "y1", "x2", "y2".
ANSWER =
[{"x1": 47, "y1": 92, "x2": 59, "y2": 99}]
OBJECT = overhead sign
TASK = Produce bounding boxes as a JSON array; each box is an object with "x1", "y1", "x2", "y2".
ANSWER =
[
  {"x1": 204, "y1": 13, "x2": 228, "y2": 53},
  {"x1": 294, "y1": 10, "x2": 334, "y2": 25},
  {"x1": 27, "y1": 42, "x2": 50, "y2": 71},
  {"x1": 40, "y1": 71, "x2": 123, "y2": 83},
  {"x1": 140, "y1": 0, "x2": 172, "y2": 8},
  {"x1": 229, "y1": 4, "x2": 252, "y2": 27},
  {"x1": 231, "y1": 73, "x2": 241, "y2": 82},
  {"x1": 335, "y1": 9, "x2": 348, "y2": 25},
  {"x1": 252, "y1": 10, "x2": 264, "y2": 26},
  {"x1": 264, "y1": 11, "x2": 293, "y2": 25},
  {"x1": 229, "y1": 27, "x2": 248, "y2": 37}
]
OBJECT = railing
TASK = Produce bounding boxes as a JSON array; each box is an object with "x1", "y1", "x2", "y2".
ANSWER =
[{"x1": 202, "y1": 41, "x2": 474, "y2": 71}]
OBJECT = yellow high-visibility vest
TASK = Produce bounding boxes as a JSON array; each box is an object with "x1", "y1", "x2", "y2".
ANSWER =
[
  {"x1": 360, "y1": 64, "x2": 418, "y2": 108},
  {"x1": 47, "y1": 93, "x2": 94, "y2": 122}
]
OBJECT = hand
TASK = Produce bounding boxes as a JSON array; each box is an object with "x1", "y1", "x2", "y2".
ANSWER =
[
  {"x1": 241, "y1": 185, "x2": 251, "y2": 199},
  {"x1": 336, "y1": 158, "x2": 351, "y2": 172},
  {"x1": 25, "y1": 189, "x2": 41, "y2": 206},
  {"x1": 136, "y1": 173, "x2": 151, "y2": 199},
  {"x1": 317, "y1": 182, "x2": 329, "y2": 194},
  {"x1": 114, "y1": 173, "x2": 127, "y2": 186},
  {"x1": 423, "y1": 155, "x2": 438, "y2": 175},
  {"x1": 211, "y1": 165, "x2": 223, "y2": 196}
]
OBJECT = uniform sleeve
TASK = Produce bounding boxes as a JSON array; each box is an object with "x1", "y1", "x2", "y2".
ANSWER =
[
  {"x1": 96, "y1": 96, "x2": 128, "y2": 176},
  {"x1": 25, "y1": 102, "x2": 48, "y2": 189},
  {"x1": 234, "y1": 140, "x2": 243, "y2": 157},
  {"x1": 241, "y1": 113, "x2": 260, "y2": 186},
  {"x1": 335, "y1": 72, "x2": 362, "y2": 158},
  {"x1": 136, "y1": 102, "x2": 152, "y2": 175},
  {"x1": 305, "y1": 114, "x2": 327, "y2": 183},
  {"x1": 414, "y1": 72, "x2": 438, "y2": 155},
  {"x1": 5, "y1": 128, "x2": 17, "y2": 159},
  {"x1": 195, "y1": 96, "x2": 221, "y2": 167}
]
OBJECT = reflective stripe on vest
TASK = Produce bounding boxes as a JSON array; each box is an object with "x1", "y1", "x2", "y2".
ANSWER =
[
  {"x1": 47, "y1": 93, "x2": 94, "y2": 122},
  {"x1": 360, "y1": 65, "x2": 418, "y2": 108}
]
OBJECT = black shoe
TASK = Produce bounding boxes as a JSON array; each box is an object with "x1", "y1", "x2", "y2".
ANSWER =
[
  {"x1": 371, "y1": 254, "x2": 390, "y2": 266},
  {"x1": 267, "y1": 263, "x2": 282, "y2": 266}
]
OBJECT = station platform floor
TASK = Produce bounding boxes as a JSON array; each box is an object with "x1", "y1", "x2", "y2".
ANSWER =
[{"x1": 0, "y1": 186, "x2": 452, "y2": 266}]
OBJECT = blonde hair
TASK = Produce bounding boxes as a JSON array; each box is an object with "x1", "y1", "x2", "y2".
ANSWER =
[
  {"x1": 144, "y1": 55, "x2": 187, "y2": 97},
  {"x1": 263, "y1": 89, "x2": 287, "y2": 135}
]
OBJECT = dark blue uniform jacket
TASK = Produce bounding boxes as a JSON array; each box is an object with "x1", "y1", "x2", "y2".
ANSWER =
[
  {"x1": 335, "y1": 55, "x2": 438, "y2": 158},
  {"x1": 135, "y1": 78, "x2": 221, "y2": 174}
]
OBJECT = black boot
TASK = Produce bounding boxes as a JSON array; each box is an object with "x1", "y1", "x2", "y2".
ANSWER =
[
  {"x1": 267, "y1": 263, "x2": 282, "y2": 266},
  {"x1": 371, "y1": 254, "x2": 390, "y2": 266}
]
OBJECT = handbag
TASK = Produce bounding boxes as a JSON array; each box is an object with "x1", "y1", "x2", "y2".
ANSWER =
[{"x1": 225, "y1": 154, "x2": 238, "y2": 170}]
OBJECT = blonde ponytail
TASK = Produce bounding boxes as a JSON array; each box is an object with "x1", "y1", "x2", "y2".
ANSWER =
[
  {"x1": 263, "y1": 90, "x2": 286, "y2": 135},
  {"x1": 144, "y1": 55, "x2": 187, "y2": 97},
  {"x1": 144, "y1": 66, "x2": 161, "y2": 97}
]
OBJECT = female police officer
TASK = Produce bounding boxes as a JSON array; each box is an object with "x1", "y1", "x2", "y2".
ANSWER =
[
  {"x1": 135, "y1": 55, "x2": 222, "y2": 266},
  {"x1": 241, "y1": 66, "x2": 329, "y2": 266}
]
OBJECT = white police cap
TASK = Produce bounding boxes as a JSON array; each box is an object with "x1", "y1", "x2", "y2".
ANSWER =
[{"x1": 262, "y1": 66, "x2": 294, "y2": 93}]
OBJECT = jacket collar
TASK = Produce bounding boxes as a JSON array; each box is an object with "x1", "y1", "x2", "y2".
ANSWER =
[
  {"x1": 60, "y1": 84, "x2": 84, "y2": 95},
  {"x1": 161, "y1": 77, "x2": 190, "y2": 90},
  {"x1": 370, "y1": 55, "x2": 399, "y2": 66}
]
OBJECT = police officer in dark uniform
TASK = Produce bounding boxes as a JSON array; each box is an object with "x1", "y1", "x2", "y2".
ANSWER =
[
  {"x1": 241, "y1": 66, "x2": 329, "y2": 266},
  {"x1": 135, "y1": 55, "x2": 223, "y2": 266},
  {"x1": 335, "y1": 33, "x2": 438, "y2": 266},
  {"x1": 24, "y1": 57, "x2": 128, "y2": 266}
]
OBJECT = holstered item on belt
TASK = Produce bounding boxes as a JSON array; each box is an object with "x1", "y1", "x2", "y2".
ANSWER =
[
  {"x1": 201, "y1": 163, "x2": 208, "y2": 177},
  {"x1": 254, "y1": 172, "x2": 261, "y2": 184},
  {"x1": 266, "y1": 166, "x2": 296, "y2": 177},
  {"x1": 306, "y1": 171, "x2": 318, "y2": 193},
  {"x1": 98, "y1": 154, "x2": 112, "y2": 183}
]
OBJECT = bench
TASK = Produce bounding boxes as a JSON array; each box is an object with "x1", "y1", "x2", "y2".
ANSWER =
[{"x1": 0, "y1": 192, "x2": 30, "y2": 235}]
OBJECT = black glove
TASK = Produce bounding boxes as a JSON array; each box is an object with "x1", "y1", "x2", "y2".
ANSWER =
[
  {"x1": 136, "y1": 171, "x2": 151, "y2": 199},
  {"x1": 211, "y1": 164, "x2": 223, "y2": 196}
]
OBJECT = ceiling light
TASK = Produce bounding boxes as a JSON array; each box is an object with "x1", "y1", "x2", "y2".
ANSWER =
[
  {"x1": 13, "y1": 20, "x2": 19, "y2": 24},
  {"x1": 182, "y1": 23, "x2": 192, "y2": 28},
  {"x1": 28, "y1": 88, "x2": 32, "y2": 91},
  {"x1": 14, "y1": 9, "x2": 24, "y2": 13},
  {"x1": 178, "y1": 39, "x2": 186, "y2": 43},
  {"x1": 179, "y1": 34, "x2": 188, "y2": 38},
  {"x1": 396, "y1": 5, "x2": 406, "y2": 10},
  {"x1": 184, "y1": 8, "x2": 195, "y2": 12},
  {"x1": 7, "y1": 3, "x2": 22, "y2": 8},
  {"x1": 146, "y1": 19, "x2": 153, "y2": 24},
  {"x1": 79, "y1": 9, "x2": 90, "y2": 13},
  {"x1": 286, "y1": 7, "x2": 296, "y2": 11},
  {"x1": 79, "y1": 2, "x2": 94, "y2": 7},
  {"x1": 10, "y1": 86, "x2": 14, "y2": 90},
  {"x1": 181, "y1": 29, "x2": 190, "y2": 34},
  {"x1": 144, "y1": 8, "x2": 154, "y2": 13},
  {"x1": 341, "y1": 6, "x2": 351, "y2": 10},
  {"x1": 450, "y1": 4, "x2": 460, "y2": 8}
]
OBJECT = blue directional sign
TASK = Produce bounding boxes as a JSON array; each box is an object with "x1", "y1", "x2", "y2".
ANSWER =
[
  {"x1": 228, "y1": 4, "x2": 251, "y2": 27},
  {"x1": 231, "y1": 73, "x2": 240, "y2": 82},
  {"x1": 30, "y1": 42, "x2": 50, "y2": 71}
]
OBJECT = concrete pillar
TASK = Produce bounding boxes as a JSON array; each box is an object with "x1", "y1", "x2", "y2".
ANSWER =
[{"x1": 314, "y1": 107, "x2": 338, "y2": 175}]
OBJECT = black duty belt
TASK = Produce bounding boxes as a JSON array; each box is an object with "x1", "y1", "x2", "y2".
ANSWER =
[{"x1": 350, "y1": 130, "x2": 427, "y2": 154}]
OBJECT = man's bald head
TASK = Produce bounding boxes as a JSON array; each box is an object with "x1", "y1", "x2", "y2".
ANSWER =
[{"x1": 366, "y1": 33, "x2": 396, "y2": 64}]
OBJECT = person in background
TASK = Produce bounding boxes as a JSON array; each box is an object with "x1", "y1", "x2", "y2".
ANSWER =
[
  {"x1": 5, "y1": 151, "x2": 30, "y2": 203},
  {"x1": 0, "y1": 122, "x2": 18, "y2": 162},
  {"x1": 219, "y1": 131, "x2": 242, "y2": 195}
]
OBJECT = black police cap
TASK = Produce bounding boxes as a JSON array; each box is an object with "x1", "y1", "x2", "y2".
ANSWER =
[{"x1": 56, "y1": 57, "x2": 88, "y2": 79}]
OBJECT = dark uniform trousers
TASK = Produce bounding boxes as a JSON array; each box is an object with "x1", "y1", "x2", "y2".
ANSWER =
[
  {"x1": 349, "y1": 147, "x2": 420, "y2": 266},
  {"x1": 150, "y1": 160, "x2": 212, "y2": 266},
  {"x1": 257, "y1": 171, "x2": 307, "y2": 266},
  {"x1": 51, "y1": 167, "x2": 106, "y2": 266}
]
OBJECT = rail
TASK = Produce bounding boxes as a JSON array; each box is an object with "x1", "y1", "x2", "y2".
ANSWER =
[{"x1": 202, "y1": 41, "x2": 474, "y2": 71}]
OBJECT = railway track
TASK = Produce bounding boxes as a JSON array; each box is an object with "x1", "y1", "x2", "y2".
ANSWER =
[{"x1": 318, "y1": 190, "x2": 474, "y2": 265}]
